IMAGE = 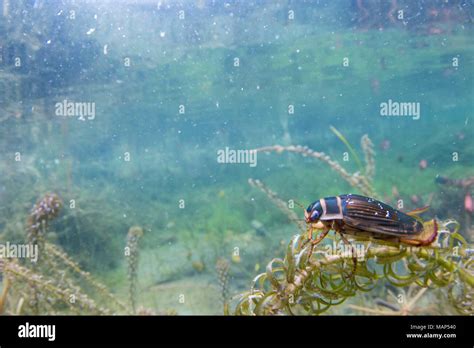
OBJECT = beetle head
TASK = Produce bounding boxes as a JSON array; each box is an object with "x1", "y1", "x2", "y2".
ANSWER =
[{"x1": 305, "y1": 201, "x2": 323, "y2": 223}]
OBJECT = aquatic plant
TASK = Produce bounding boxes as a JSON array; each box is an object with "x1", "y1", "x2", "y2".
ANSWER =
[
  {"x1": 348, "y1": 284, "x2": 434, "y2": 315},
  {"x1": 126, "y1": 226, "x2": 144, "y2": 314},
  {"x1": 232, "y1": 220, "x2": 473, "y2": 315},
  {"x1": 360, "y1": 134, "x2": 375, "y2": 183},
  {"x1": 26, "y1": 193, "x2": 62, "y2": 314},
  {"x1": 1, "y1": 193, "x2": 129, "y2": 315},
  {"x1": 27, "y1": 193, "x2": 62, "y2": 256},
  {"x1": 242, "y1": 129, "x2": 474, "y2": 315},
  {"x1": 0, "y1": 258, "x2": 9, "y2": 314},
  {"x1": 43, "y1": 242, "x2": 128, "y2": 312},
  {"x1": 255, "y1": 128, "x2": 376, "y2": 197},
  {"x1": 55, "y1": 187, "x2": 128, "y2": 271},
  {"x1": 2, "y1": 259, "x2": 111, "y2": 315},
  {"x1": 215, "y1": 257, "x2": 230, "y2": 314},
  {"x1": 248, "y1": 178, "x2": 304, "y2": 231},
  {"x1": 448, "y1": 254, "x2": 474, "y2": 315}
]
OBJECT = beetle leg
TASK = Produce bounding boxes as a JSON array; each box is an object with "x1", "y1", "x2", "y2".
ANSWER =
[
  {"x1": 311, "y1": 228, "x2": 330, "y2": 245},
  {"x1": 300, "y1": 225, "x2": 313, "y2": 249},
  {"x1": 307, "y1": 228, "x2": 330, "y2": 259},
  {"x1": 302, "y1": 226, "x2": 330, "y2": 259},
  {"x1": 399, "y1": 238, "x2": 423, "y2": 246},
  {"x1": 302, "y1": 223, "x2": 327, "y2": 246}
]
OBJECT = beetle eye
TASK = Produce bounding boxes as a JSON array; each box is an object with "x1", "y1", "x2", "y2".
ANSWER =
[{"x1": 311, "y1": 210, "x2": 320, "y2": 220}]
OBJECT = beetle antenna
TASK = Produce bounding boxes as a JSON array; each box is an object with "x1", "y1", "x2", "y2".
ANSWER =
[{"x1": 292, "y1": 200, "x2": 306, "y2": 210}]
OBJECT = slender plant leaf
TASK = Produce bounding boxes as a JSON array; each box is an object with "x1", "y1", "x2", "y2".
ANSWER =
[{"x1": 330, "y1": 125, "x2": 364, "y2": 173}]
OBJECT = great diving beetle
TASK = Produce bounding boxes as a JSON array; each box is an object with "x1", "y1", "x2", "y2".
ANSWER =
[{"x1": 304, "y1": 194, "x2": 438, "y2": 247}]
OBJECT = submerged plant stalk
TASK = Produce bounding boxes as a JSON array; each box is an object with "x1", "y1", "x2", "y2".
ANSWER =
[
  {"x1": 330, "y1": 125, "x2": 364, "y2": 173},
  {"x1": 126, "y1": 226, "x2": 143, "y2": 314},
  {"x1": 233, "y1": 220, "x2": 473, "y2": 315}
]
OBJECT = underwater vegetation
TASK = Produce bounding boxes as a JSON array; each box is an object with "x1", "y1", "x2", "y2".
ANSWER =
[
  {"x1": 349, "y1": 283, "x2": 436, "y2": 315},
  {"x1": 232, "y1": 222, "x2": 472, "y2": 315},
  {"x1": 215, "y1": 257, "x2": 230, "y2": 315},
  {"x1": 126, "y1": 225, "x2": 143, "y2": 314},
  {"x1": 0, "y1": 108, "x2": 470, "y2": 314},
  {"x1": 232, "y1": 130, "x2": 473, "y2": 315},
  {"x1": 2, "y1": 131, "x2": 469, "y2": 316},
  {"x1": 0, "y1": 1, "x2": 472, "y2": 318},
  {"x1": 0, "y1": 193, "x2": 145, "y2": 315},
  {"x1": 256, "y1": 128, "x2": 376, "y2": 198}
]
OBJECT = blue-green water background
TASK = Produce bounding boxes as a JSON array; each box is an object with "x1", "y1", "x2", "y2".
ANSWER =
[{"x1": 0, "y1": 0, "x2": 473, "y2": 314}]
